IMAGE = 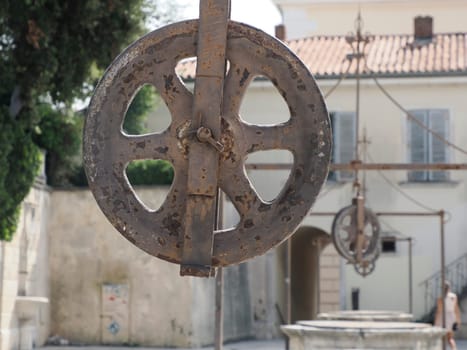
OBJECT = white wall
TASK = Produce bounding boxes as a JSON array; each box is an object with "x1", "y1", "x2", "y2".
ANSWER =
[
  {"x1": 47, "y1": 188, "x2": 271, "y2": 347},
  {"x1": 47, "y1": 188, "x2": 208, "y2": 347},
  {"x1": 145, "y1": 32, "x2": 467, "y2": 322},
  {"x1": 0, "y1": 184, "x2": 50, "y2": 350},
  {"x1": 196, "y1": 75, "x2": 467, "y2": 319},
  {"x1": 273, "y1": 0, "x2": 467, "y2": 39}
]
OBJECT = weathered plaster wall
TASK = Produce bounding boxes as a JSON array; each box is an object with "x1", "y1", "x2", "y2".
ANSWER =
[
  {"x1": 47, "y1": 188, "x2": 254, "y2": 347},
  {"x1": 224, "y1": 77, "x2": 467, "y2": 320},
  {"x1": 0, "y1": 183, "x2": 51, "y2": 350},
  {"x1": 273, "y1": 0, "x2": 467, "y2": 39}
]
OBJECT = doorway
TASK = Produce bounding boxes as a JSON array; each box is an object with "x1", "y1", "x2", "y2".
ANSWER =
[{"x1": 291, "y1": 226, "x2": 331, "y2": 322}]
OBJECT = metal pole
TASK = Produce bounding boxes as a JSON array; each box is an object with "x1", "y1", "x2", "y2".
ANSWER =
[
  {"x1": 215, "y1": 268, "x2": 224, "y2": 350},
  {"x1": 355, "y1": 15, "x2": 361, "y2": 172},
  {"x1": 408, "y1": 238, "x2": 413, "y2": 314},
  {"x1": 245, "y1": 162, "x2": 467, "y2": 171},
  {"x1": 285, "y1": 239, "x2": 291, "y2": 350},
  {"x1": 440, "y1": 210, "x2": 446, "y2": 350},
  {"x1": 316, "y1": 238, "x2": 322, "y2": 316},
  {"x1": 375, "y1": 212, "x2": 439, "y2": 217},
  {"x1": 331, "y1": 162, "x2": 467, "y2": 171},
  {"x1": 214, "y1": 190, "x2": 224, "y2": 350},
  {"x1": 309, "y1": 211, "x2": 442, "y2": 217},
  {"x1": 286, "y1": 239, "x2": 292, "y2": 324}
]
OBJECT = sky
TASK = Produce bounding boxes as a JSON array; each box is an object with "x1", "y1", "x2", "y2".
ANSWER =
[{"x1": 176, "y1": 0, "x2": 282, "y2": 35}]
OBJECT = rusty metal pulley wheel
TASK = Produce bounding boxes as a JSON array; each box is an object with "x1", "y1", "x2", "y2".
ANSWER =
[
  {"x1": 83, "y1": 20, "x2": 331, "y2": 269},
  {"x1": 331, "y1": 204, "x2": 381, "y2": 263},
  {"x1": 354, "y1": 259, "x2": 377, "y2": 277}
]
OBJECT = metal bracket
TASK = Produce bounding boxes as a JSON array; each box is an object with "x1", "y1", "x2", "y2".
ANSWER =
[{"x1": 180, "y1": 0, "x2": 231, "y2": 277}]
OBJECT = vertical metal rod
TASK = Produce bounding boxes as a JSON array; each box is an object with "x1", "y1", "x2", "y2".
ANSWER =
[
  {"x1": 214, "y1": 190, "x2": 224, "y2": 350},
  {"x1": 316, "y1": 239, "x2": 322, "y2": 316},
  {"x1": 284, "y1": 239, "x2": 292, "y2": 350},
  {"x1": 213, "y1": 0, "x2": 229, "y2": 343},
  {"x1": 354, "y1": 13, "x2": 362, "y2": 181},
  {"x1": 440, "y1": 211, "x2": 446, "y2": 350},
  {"x1": 356, "y1": 196, "x2": 365, "y2": 263},
  {"x1": 286, "y1": 239, "x2": 292, "y2": 325},
  {"x1": 215, "y1": 268, "x2": 224, "y2": 350},
  {"x1": 355, "y1": 51, "x2": 361, "y2": 163},
  {"x1": 408, "y1": 238, "x2": 413, "y2": 314}
]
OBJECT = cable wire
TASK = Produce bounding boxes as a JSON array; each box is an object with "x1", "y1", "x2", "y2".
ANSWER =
[
  {"x1": 367, "y1": 152, "x2": 452, "y2": 223},
  {"x1": 364, "y1": 62, "x2": 467, "y2": 156},
  {"x1": 324, "y1": 59, "x2": 352, "y2": 99},
  {"x1": 317, "y1": 182, "x2": 342, "y2": 199},
  {"x1": 367, "y1": 152, "x2": 437, "y2": 212}
]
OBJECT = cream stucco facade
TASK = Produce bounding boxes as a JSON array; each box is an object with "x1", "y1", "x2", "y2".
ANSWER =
[
  {"x1": 212, "y1": 75, "x2": 467, "y2": 319},
  {"x1": 2, "y1": 1, "x2": 467, "y2": 349},
  {"x1": 268, "y1": 0, "x2": 467, "y2": 320},
  {"x1": 0, "y1": 183, "x2": 50, "y2": 350},
  {"x1": 273, "y1": 0, "x2": 467, "y2": 39}
]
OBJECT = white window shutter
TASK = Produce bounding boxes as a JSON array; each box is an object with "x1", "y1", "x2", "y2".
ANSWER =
[
  {"x1": 429, "y1": 109, "x2": 449, "y2": 181},
  {"x1": 333, "y1": 112, "x2": 356, "y2": 181},
  {"x1": 408, "y1": 110, "x2": 428, "y2": 181}
]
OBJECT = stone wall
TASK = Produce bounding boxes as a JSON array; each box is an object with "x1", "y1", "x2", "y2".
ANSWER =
[
  {"x1": 0, "y1": 183, "x2": 51, "y2": 350},
  {"x1": 47, "y1": 188, "x2": 255, "y2": 347},
  {"x1": 0, "y1": 184, "x2": 339, "y2": 349},
  {"x1": 319, "y1": 245, "x2": 341, "y2": 314}
]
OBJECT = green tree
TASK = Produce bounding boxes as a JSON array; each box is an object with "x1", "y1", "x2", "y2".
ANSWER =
[{"x1": 0, "y1": 0, "x2": 148, "y2": 240}]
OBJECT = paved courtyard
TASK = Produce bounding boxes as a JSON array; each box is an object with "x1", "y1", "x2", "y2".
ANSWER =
[{"x1": 40, "y1": 338, "x2": 467, "y2": 350}]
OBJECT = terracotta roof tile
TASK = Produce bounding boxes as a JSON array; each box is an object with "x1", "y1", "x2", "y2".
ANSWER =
[{"x1": 176, "y1": 33, "x2": 467, "y2": 80}]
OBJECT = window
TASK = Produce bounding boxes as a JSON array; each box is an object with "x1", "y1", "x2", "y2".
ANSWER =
[
  {"x1": 381, "y1": 237, "x2": 397, "y2": 253},
  {"x1": 407, "y1": 109, "x2": 449, "y2": 182},
  {"x1": 329, "y1": 111, "x2": 356, "y2": 181}
]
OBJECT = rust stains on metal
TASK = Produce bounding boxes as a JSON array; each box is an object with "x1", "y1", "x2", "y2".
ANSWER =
[
  {"x1": 82, "y1": 19, "x2": 331, "y2": 272},
  {"x1": 239, "y1": 68, "x2": 250, "y2": 87},
  {"x1": 162, "y1": 213, "x2": 181, "y2": 236},
  {"x1": 156, "y1": 146, "x2": 169, "y2": 154},
  {"x1": 243, "y1": 219, "x2": 254, "y2": 229},
  {"x1": 164, "y1": 74, "x2": 177, "y2": 94}
]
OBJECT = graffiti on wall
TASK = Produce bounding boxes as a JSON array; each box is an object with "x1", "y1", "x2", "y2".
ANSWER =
[{"x1": 101, "y1": 284, "x2": 129, "y2": 343}]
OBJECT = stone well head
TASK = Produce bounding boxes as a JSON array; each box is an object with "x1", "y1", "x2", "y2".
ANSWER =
[
  {"x1": 317, "y1": 310, "x2": 413, "y2": 322},
  {"x1": 282, "y1": 320, "x2": 446, "y2": 350}
]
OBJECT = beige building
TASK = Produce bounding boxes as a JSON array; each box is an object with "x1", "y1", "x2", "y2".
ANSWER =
[
  {"x1": 272, "y1": 0, "x2": 467, "y2": 326},
  {"x1": 173, "y1": 0, "x2": 467, "y2": 324},
  {"x1": 0, "y1": 157, "x2": 50, "y2": 350},
  {"x1": 2, "y1": 1, "x2": 467, "y2": 349},
  {"x1": 274, "y1": 0, "x2": 467, "y2": 38}
]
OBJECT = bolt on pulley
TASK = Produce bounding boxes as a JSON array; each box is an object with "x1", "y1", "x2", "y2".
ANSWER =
[{"x1": 83, "y1": 0, "x2": 332, "y2": 277}]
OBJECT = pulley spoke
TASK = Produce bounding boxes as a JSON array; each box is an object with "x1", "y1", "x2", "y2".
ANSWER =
[
  {"x1": 242, "y1": 123, "x2": 296, "y2": 153},
  {"x1": 220, "y1": 167, "x2": 262, "y2": 216},
  {"x1": 116, "y1": 131, "x2": 173, "y2": 162},
  {"x1": 153, "y1": 71, "x2": 193, "y2": 123},
  {"x1": 223, "y1": 64, "x2": 255, "y2": 115}
]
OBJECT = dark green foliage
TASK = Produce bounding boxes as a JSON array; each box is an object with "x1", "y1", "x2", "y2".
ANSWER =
[
  {"x1": 0, "y1": 108, "x2": 40, "y2": 240},
  {"x1": 2, "y1": 0, "x2": 146, "y2": 104},
  {"x1": 123, "y1": 85, "x2": 157, "y2": 135},
  {"x1": 33, "y1": 105, "x2": 82, "y2": 186},
  {"x1": 0, "y1": 0, "x2": 147, "y2": 240},
  {"x1": 126, "y1": 160, "x2": 174, "y2": 186},
  {"x1": 114, "y1": 85, "x2": 175, "y2": 188}
]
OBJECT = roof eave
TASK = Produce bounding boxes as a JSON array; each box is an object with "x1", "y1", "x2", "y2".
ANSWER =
[{"x1": 315, "y1": 71, "x2": 467, "y2": 80}]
